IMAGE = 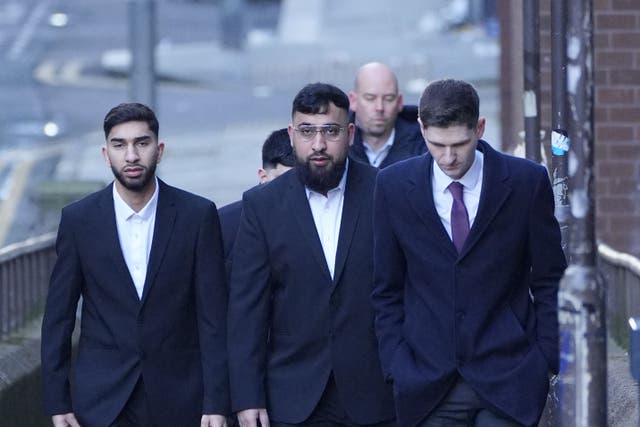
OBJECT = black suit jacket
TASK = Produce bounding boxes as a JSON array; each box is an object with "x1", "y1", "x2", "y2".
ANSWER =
[
  {"x1": 41, "y1": 180, "x2": 229, "y2": 427},
  {"x1": 349, "y1": 105, "x2": 426, "y2": 169},
  {"x1": 218, "y1": 199, "x2": 243, "y2": 261},
  {"x1": 372, "y1": 141, "x2": 566, "y2": 427},
  {"x1": 227, "y1": 161, "x2": 395, "y2": 424}
]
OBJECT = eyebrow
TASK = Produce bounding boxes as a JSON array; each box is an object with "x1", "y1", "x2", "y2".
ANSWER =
[
  {"x1": 297, "y1": 122, "x2": 341, "y2": 127},
  {"x1": 427, "y1": 138, "x2": 471, "y2": 147},
  {"x1": 109, "y1": 135, "x2": 152, "y2": 143}
]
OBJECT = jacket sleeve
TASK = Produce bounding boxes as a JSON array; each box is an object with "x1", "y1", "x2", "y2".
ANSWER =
[
  {"x1": 41, "y1": 207, "x2": 83, "y2": 415},
  {"x1": 227, "y1": 193, "x2": 271, "y2": 411},
  {"x1": 196, "y1": 202, "x2": 231, "y2": 414},
  {"x1": 371, "y1": 173, "x2": 407, "y2": 381},
  {"x1": 529, "y1": 166, "x2": 567, "y2": 374}
]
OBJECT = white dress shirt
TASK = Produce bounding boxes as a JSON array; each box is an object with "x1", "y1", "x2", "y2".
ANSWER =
[
  {"x1": 432, "y1": 150, "x2": 484, "y2": 241},
  {"x1": 113, "y1": 179, "x2": 159, "y2": 299},
  {"x1": 306, "y1": 161, "x2": 349, "y2": 279},
  {"x1": 363, "y1": 129, "x2": 395, "y2": 167}
]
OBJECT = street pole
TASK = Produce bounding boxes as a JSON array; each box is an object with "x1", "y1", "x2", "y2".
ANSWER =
[
  {"x1": 558, "y1": 0, "x2": 607, "y2": 426},
  {"x1": 522, "y1": 0, "x2": 541, "y2": 163},
  {"x1": 220, "y1": 0, "x2": 246, "y2": 50},
  {"x1": 551, "y1": 0, "x2": 571, "y2": 257},
  {"x1": 128, "y1": 0, "x2": 156, "y2": 110}
]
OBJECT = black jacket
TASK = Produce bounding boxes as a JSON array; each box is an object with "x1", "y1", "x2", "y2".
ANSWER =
[{"x1": 349, "y1": 105, "x2": 426, "y2": 169}]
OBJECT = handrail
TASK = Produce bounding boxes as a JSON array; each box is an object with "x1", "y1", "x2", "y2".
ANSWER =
[
  {"x1": 0, "y1": 233, "x2": 56, "y2": 339},
  {"x1": 597, "y1": 242, "x2": 640, "y2": 350}
]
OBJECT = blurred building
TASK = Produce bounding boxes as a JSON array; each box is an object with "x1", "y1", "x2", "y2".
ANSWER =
[{"x1": 499, "y1": 0, "x2": 640, "y2": 256}]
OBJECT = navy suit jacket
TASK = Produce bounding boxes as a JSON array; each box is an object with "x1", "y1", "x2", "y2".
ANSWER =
[
  {"x1": 372, "y1": 141, "x2": 566, "y2": 427},
  {"x1": 227, "y1": 161, "x2": 395, "y2": 424},
  {"x1": 218, "y1": 199, "x2": 243, "y2": 262},
  {"x1": 41, "y1": 180, "x2": 229, "y2": 427},
  {"x1": 349, "y1": 105, "x2": 426, "y2": 169}
]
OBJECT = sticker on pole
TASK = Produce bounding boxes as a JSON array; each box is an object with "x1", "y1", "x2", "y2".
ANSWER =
[{"x1": 552, "y1": 130, "x2": 570, "y2": 155}]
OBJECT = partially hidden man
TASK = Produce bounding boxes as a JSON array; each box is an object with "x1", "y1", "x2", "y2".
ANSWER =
[
  {"x1": 41, "y1": 103, "x2": 229, "y2": 427},
  {"x1": 228, "y1": 83, "x2": 395, "y2": 427}
]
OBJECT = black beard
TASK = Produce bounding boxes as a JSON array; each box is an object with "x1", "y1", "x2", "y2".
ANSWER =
[
  {"x1": 296, "y1": 155, "x2": 347, "y2": 195},
  {"x1": 111, "y1": 161, "x2": 157, "y2": 193}
]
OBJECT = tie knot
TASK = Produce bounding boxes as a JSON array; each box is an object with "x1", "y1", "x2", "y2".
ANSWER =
[{"x1": 448, "y1": 181, "x2": 464, "y2": 201}]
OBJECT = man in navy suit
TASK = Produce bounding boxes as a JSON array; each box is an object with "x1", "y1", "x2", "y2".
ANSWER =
[
  {"x1": 218, "y1": 128, "x2": 295, "y2": 263},
  {"x1": 372, "y1": 79, "x2": 566, "y2": 427},
  {"x1": 228, "y1": 83, "x2": 395, "y2": 427},
  {"x1": 41, "y1": 103, "x2": 229, "y2": 427},
  {"x1": 348, "y1": 62, "x2": 425, "y2": 168}
]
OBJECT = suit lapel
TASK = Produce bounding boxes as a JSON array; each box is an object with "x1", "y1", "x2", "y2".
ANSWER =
[
  {"x1": 332, "y1": 162, "x2": 362, "y2": 285},
  {"x1": 140, "y1": 180, "x2": 177, "y2": 306},
  {"x1": 95, "y1": 184, "x2": 140, "y2": 302},
  {"x1": 287, "y1": 172, "x2": 333, "y2": 282},
  {"x1": 460, "y1": 141, "x2": 511, "y2": 257},
  {"x1": 407, "y1": 155, "x2": 458, "y2": 254}
]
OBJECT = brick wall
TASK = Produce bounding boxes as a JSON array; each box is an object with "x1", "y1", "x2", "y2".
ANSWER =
[{"x1": 500, "y1": 0, "x2": 640, "y2": 255}]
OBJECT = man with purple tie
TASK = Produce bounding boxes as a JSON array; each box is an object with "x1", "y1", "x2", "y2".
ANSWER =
[{"x1": 371, "y1": 79, "x2": 566, "y2": 427}]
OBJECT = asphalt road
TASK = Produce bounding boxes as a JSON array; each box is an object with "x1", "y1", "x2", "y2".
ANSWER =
[{"x1": 0, "y1": 0, "x2": 284, "y2": 246}]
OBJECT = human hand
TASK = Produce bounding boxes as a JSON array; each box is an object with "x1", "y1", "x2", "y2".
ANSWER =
[
  {"x1": 237, "y1": 408, "x2": 270, "y2": 427},
  {"x1": 52, "y1": 413, "x2": 81, "y2": 427},
  {"x1": 201, "y1": 414, "x2": 228, "y2": 427}
]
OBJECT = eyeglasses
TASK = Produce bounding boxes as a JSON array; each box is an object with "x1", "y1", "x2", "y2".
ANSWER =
[{"x1": 293, "y1": 125, "x2": 346, "y2": 142}]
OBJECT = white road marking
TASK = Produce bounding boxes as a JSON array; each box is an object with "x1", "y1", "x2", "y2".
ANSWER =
[{"x1": 7, "y1": 0, "x2": 50, "y2": 61}]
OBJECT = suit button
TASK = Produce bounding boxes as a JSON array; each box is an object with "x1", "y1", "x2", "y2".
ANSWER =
[{"x1": 457, "y1": 311, "x2": 465, "y2": 320}]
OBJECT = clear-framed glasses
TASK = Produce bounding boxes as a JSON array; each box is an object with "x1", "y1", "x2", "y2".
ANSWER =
[{"x1": 293, "y1": 124, "x2": 345, "y2": 142}]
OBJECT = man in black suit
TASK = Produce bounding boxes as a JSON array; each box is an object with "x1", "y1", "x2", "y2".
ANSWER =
[
  {"x1": 218, "y1": 128, "x2": 295, "y2": 262},
  {"x1": 41, "y1": 103, "x2": 229, "y2": 427},
  {"x1": 348, "y1": 62, "x2": 425, "y2": 168},
  {"x1": 228, "y1": 83, "x2": 395, "y2": 427},
  {"x1": 372, "y1": 79, "x2": 566, "y2": 427}
]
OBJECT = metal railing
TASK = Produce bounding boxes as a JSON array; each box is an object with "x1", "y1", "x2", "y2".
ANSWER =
[
  {"x1": 0, "y1": 233, "x2": 639, "y2": 351},
  {"x1": 598, "y1": 242, "x2": 640, "y2": 351},
  {"x1": 0, "y1": 232, "x2": 56, "y2": 339}
]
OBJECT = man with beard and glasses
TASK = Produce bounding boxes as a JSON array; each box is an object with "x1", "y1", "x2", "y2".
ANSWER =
[
  {"x1": 41, "y1": 103, "x2": 229, "y2": 427},
  {"x1": 348, "y1": 62, "x2": 425, "y2": 168},
  {"x1": 227, "y1": 83, "x2": 395, "y2": 427}
]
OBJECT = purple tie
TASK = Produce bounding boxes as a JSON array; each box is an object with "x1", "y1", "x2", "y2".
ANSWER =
[{"x1": 448, "y1": 181, "x2": 469, "y2": 254}]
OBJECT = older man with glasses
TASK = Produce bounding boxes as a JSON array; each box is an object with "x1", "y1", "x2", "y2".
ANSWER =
[{"x1": 227, "y1": 82, "x2": 395, "y2": 427}]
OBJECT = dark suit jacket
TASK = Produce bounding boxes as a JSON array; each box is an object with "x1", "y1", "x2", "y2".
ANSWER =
[
  {"x1": 41, "y1": 180, "x2": 229, "y2": 427},
  {"x1": 218, "y1": 199, "x2": 243, "y2": 262},
  {"x1": 349, "y1": 105, "x2": 426, "y2": 169},
  {"x1": 227, "y1": 161, "x2": 395, "y2": 424},
  {"x1": 372, "y1": 141, "x2": 566, "y2": 427}
]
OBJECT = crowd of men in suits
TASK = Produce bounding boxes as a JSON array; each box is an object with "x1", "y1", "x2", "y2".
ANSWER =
[{"x1": 40, "y1": 62, "x2": 565, "y2": 427}]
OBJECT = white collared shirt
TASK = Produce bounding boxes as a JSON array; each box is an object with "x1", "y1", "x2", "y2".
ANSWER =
[
  {"x1": 305, "y1": 160, "x2": 349, "y2": 279},
  {"x1": 363, "y1": 129, "x2": 395, "y2": 167},
  {"x1": 112, "y1": 178, "x2": 159, "y2": 299},
  {"x1": 432, "y1": 150, "x2": 484, "y2": 241}
]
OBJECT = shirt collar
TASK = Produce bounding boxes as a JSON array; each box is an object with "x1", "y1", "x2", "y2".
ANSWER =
[
  {"x1": 432, "y1": 149, "x2": 483, "y2": 194},
  {"x1": 362, "y1": 128, "x2": 395, "y2": 154},
  {"x1": 112, "y1": 177, "x2": 160, "y2": 221},
  {"x1": 305, "y1": 158, "x2": 349, "y2": 200}
]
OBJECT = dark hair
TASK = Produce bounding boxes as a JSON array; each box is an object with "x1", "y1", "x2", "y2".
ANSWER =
[
  {"x1": 418, "y1": 79, "x2": 479, "y2": 129},
  {"x1": 103, "y1": 103, "x2": 159, "y2": 139},
  {"x1": 262, "y1": 128, "x2": 295, "y2": 169},
  {"x1": 291, "y1": 83, "x2": 350, "y2": 118}
]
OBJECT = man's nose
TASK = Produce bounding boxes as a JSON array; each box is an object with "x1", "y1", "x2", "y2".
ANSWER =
[
  {"x1": 125, "y1": 144, "x2": 140, "y2": 162},
  {"x1": 443, "y1": 147, "x2": 456, "y2": 163},
  {"x1": 311, "y1": 132, "x2": 327, "y2": 151}
]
